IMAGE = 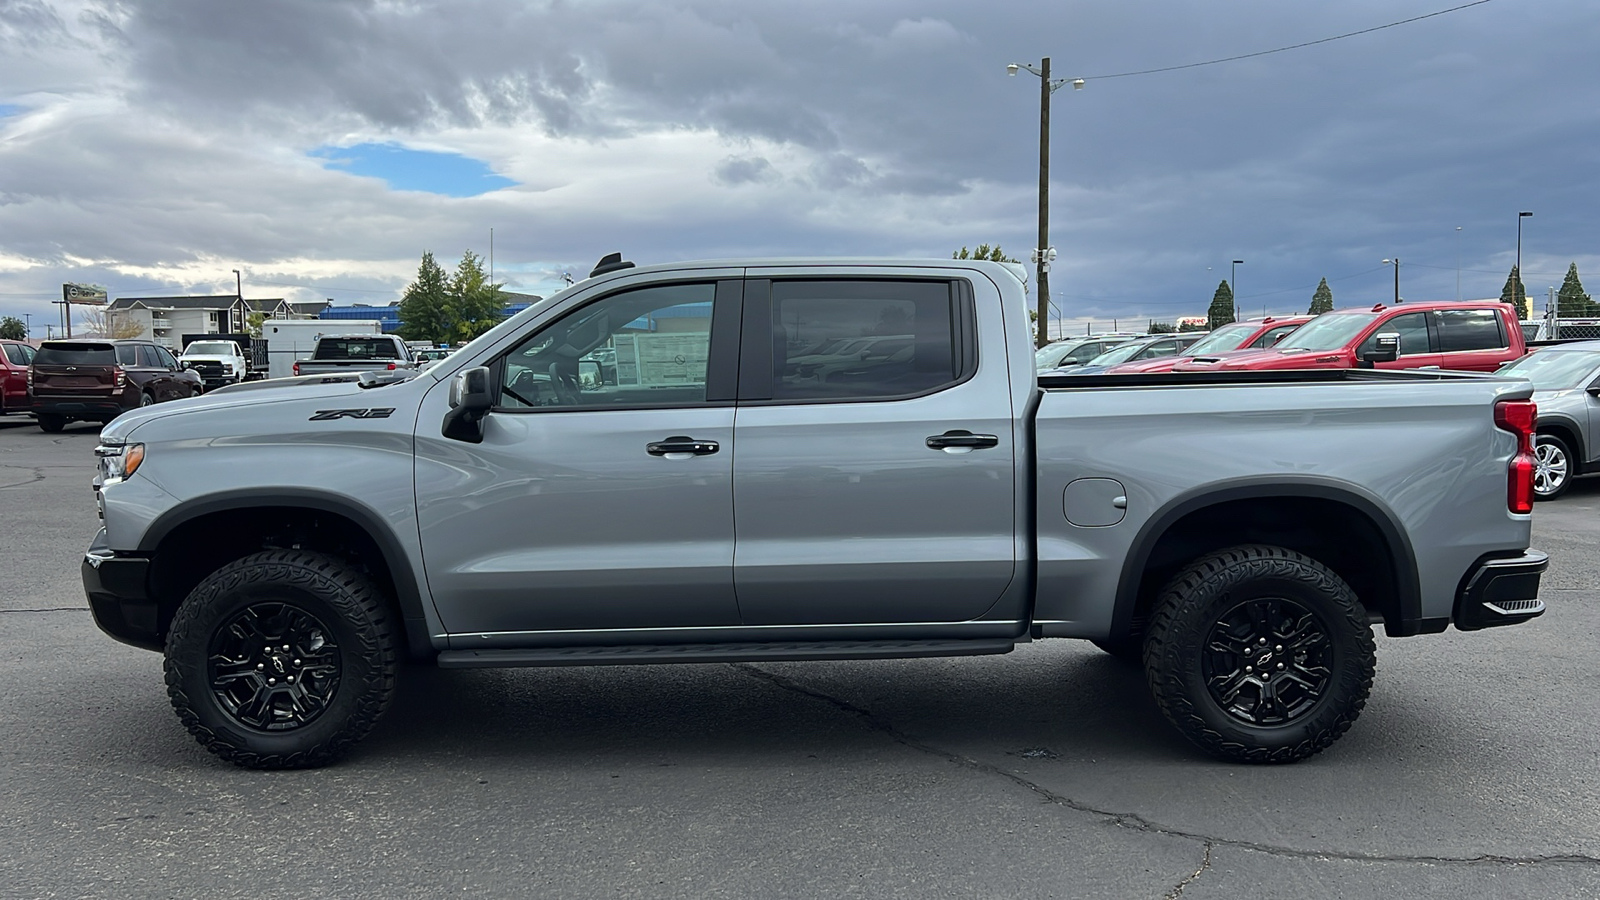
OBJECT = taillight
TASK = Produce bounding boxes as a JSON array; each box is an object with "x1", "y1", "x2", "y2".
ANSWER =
[
  {"x1": 26, "y1": 368, "x2": 32, "y2": 389},
  {"x1": 1494, "y1": 399, "x2": 1537, "y2": 514},
  {"x1": 113, "y1": 366, "x2": 126, "y2": 388},
  {"x1": 293, "y1": 362, "x2": 301, "y2": 376},
  {"x1": 386, "y1": 362, "x2": 397, "y2": 370}
]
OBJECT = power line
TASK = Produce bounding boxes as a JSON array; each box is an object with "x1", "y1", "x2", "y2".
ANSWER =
[{"x1": 1081, "y1": 0, "x2": 1494, "y2": 80}]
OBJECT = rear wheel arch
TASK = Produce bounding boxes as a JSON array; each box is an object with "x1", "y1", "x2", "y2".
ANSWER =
[
  {"x1": 1111, "y1": 479, "x2": 1421, "y2": 642},
  {"x1": 1536, "y1": 418, "x2": 1585, "y2": 476},
  {"x1": 138, "y1": 491, "x2": 435, "y2": 661}
]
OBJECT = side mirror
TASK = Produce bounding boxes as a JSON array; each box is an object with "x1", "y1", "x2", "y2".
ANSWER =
[
  {"x1": 1360, "y1": 333, "x2": 1400, "y2": 366},
  {"x1": 442, "y1": 366, "x2": 493, "y2": 443}
]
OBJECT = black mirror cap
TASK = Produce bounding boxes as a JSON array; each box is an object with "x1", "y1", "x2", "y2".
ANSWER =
[{"x1": 589, "y1": 252, "x2": 636, "y2": 279}]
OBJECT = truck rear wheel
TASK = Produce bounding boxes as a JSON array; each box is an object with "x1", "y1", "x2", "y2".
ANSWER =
[
  {"x1": 37, "y1": 414, "x2": 66, "y2": 433},
  {"x1": 163, "y1": 550, "x2": 400, "y2": 769},
  {"x1": 1143, "y1": 544, "x2": 1375, "y2": 764}
]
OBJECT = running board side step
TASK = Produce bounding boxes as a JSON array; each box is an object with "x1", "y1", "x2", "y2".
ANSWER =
[{"x1": 437, "y1": 638, "x2": 1016, "y2": 669}]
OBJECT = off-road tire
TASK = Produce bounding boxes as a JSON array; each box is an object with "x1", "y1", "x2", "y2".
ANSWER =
[
  {"x1": 37, "y1": 414, "x2": 66, "y2": 433},
  {"x1": 164, "y1": 550, "x2": 400, "y2": 769},
  {"x1": 1143, "y1": 544, "x2": 1375, "y2": 764},
  {"x1": 1533, "y1": 434, "x2": 1573, "y2": 501},
  {"x1": 1090, "y1": 635, "x2": 1144, "y2": 664}
]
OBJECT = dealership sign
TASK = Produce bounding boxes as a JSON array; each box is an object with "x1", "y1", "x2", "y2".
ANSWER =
[{"x1": 62, "y1": 283, "x2": 108, "y2": 305}]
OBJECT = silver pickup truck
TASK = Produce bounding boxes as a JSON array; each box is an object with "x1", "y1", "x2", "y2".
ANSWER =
[
  {"x1": 83, "y1": 256, "x2": 1547, "y2": 769},
  {"x1": 291, "y1": 333, "x2": 417, "y2": 377}
]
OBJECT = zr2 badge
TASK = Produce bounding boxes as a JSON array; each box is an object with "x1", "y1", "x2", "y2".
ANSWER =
[{"x1": 309, "y1": 408, "x2": 396, "y2": 421}]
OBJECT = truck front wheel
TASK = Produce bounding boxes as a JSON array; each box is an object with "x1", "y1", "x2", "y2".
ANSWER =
[
  {"x1": 163, "y1": 550, "x2": 400, "y2": 769},
  {"x1": 1143, "y1": 544, "x2": 1375, "y2": 764}
]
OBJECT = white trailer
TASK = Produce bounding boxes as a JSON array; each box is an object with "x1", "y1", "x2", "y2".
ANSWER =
[{"x1": 260, "y1": 319, "x2": 382, "y2": 379}]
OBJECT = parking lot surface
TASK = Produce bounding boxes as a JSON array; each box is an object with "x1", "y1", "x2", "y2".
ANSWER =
[{"x1": 2, "y1": 418, "x2": 1597, "y2": 898}]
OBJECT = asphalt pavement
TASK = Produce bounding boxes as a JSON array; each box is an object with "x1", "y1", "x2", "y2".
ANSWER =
[{"x1": 1, "y1": 416, "x2": 1597, "y2": 899}]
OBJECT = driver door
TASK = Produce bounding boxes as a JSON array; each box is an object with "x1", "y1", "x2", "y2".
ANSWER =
[{"x1": 414, "y1": 278, "x2": 744, "y2": 642}]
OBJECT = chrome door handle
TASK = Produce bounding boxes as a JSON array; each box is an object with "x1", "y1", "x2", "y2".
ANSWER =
[{"x1": 647, "y1": 436, "x2": 719, "y2": 458}]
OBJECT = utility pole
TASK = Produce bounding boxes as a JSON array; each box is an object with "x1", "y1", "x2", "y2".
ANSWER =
[
  {"x1": 1230, "y1": 260, "x2": 1244, "y2": 319},
  {"x1": 1008, "y1": 58, "x2": 1083, "y2": 347}
]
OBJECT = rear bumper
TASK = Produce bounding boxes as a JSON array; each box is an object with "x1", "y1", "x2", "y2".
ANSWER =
[
  {"x1": 82, "y1": 528, "x2": 161, "y2": 652},
  {"x1": 1453, "y1": 550, "x2": 1549, "y2": 631},
  {"x1": 34, "y1": 396, "x2": 130, "y2": 418}
]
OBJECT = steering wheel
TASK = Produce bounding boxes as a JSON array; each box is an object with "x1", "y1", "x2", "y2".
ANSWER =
[{"x1": 549, "y1": 364, "x2": 582, "y2": 405}]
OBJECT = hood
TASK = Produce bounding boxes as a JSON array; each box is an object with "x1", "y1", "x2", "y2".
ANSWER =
[
  {"x1": 99, "y1": 373, "x2": 419, "y2": 442},
  {"x1": 1104, "y1": 357, "x2": 1186, "y2": 375},
  {"x1": 1178, "y1": 347, "x2": 1349, "y2": 371}
]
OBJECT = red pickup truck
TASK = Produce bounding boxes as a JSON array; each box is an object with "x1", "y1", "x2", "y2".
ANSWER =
[{"x1": 1174, "y1": 301, "x2": 1525, "y2": 374}]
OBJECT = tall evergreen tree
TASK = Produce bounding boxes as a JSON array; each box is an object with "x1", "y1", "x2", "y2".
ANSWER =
[
  {"x1": 952, "y1": 244, "x2": 1020, "y2": 263},
  {"x1": 1557, "y1": 262, "x2": 1599, "y2": 316},
  {"x1": 1207, "y1": 280, "x2": 1235, "y2": 329},
  {"x1": 1308, "y1": 278, "x2": 1334, "y2": 315},
  {"x1": 448, "y1": 250, "x2": 506, "y2": 340},
  {"x1": 1499, "y1": 266, "x2": 1530, "y2": 320},
  {"x1": 396, "y1": 251, "x2": 453, "y2": 344}
]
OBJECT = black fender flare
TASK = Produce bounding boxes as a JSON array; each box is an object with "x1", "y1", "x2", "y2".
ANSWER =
[
  {"x1": 1110, "y1": 476, "x2": 1425, "y2": 639},
  {"x1": 138, "y1": 488, "x2": 435, "y2": 658}
]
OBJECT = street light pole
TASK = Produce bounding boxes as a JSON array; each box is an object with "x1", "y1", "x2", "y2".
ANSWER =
[
  {"x1": 1455, "y1": 226, "x2": 1462, "y2": 301},
  {"x1": 1008, "y1": 59, "x2": 1083, "y2": 347},
  {"x1": 1230, "y1": 260, "x2": 1244, "y2": 320},
  {"x1": 1516, "y1": 211, "x2": 1532, "y2": 312},
  {"x1": 1383, "y1": 258, "x2": 1400, "y2": 304}
]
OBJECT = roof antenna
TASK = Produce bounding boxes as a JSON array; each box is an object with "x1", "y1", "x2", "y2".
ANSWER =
[{"x1": 589, "y1": 252, "x2": 636, "y2": 278}]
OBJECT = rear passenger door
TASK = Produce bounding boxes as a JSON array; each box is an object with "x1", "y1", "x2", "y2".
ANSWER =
[
  {"x1": 136, "y1": 345, "x2": 173, "y2": 401},
  {"x1": 1433, "y1": 307, "x2": 1512, "y2": 371},
  {"x1": 731, "y1": 271, "x2": 1018, "y2": 626}
]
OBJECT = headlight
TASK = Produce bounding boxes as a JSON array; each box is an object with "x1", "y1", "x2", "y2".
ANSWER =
[
  {"x1": 221, "y1": 363, "x2": 233, "y2": 373},
  {"x1": 95, "y1": 441, "x2": 145, "y2": 486}
]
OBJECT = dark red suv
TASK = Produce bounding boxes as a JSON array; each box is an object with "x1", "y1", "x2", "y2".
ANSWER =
[
  {"x1": 0, "y1": 339, "x2": 36, "y2": 416},
  {"x1": 29, "y1": 340, "x2": 203, "y2": 432}
]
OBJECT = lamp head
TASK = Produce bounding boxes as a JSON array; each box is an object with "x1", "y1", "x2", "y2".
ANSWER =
[
  {"x1": 1232, "y1": 259, "x2": 1244, "y2": 265},
  {"x1": 1006, "y1": 64, "x2": 1019, "y2": 76},
  {"x1": 1520, "y1": 211, "x2": 1533, "y2": 217},
  {"x1": 1071, "y1": 78, "x2": 1085, "y2": 90}
]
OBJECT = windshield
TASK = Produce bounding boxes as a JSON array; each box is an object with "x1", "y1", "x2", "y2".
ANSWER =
[
  {"x1": 1499, "y1": 351, "x2": 1600, "y2": 390},
  {"x1": 1086, "y1": 340, "x2": 1151, "y2": 367},
  {"x1": 184, "y1": 342, "x2": 235, "y2": 355},
  {"x1": 1183, "y1": 323, "x2": 1256, "y2": 357},
  {"x1": 1277, "y1": 313, "x2": 1380, "y2": 351}
]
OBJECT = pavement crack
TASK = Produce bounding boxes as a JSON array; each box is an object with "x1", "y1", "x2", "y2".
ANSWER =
[
  {"x1": 0, "y1": 607, "x2": 87, "y2": 613},
  {"x1": 0, "y1": 466, "x2": 45, "y2": 490},
  {"x1": 1163, "y1": 842, "x2": 1211, "y2": 899},
  {"x1": 731, "y1": 662, "x2": 1600, "y2": 870}
]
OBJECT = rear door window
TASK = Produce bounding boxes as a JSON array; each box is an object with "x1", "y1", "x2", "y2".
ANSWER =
[
  {"x1": 138, "y1": 345, "x2": 166, "y2": 368},
  {"x1": 116, "y1": 345, "x2": 140, "y2": 366},
  {"x1": 2, "y1": 344, "x2": 31, "y2": 366},
  {"x1": 1435, "y1": 308, "x2": 1507, "y2": 352},
  {"x1": 34, "y1": 343, "x2": 116, "y2": 366},
  {"x1": 759, "y1": 280, "x2": 967, "y2": 402}
]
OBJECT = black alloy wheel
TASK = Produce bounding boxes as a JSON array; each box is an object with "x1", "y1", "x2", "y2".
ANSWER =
[
  {"x1": 207, "y1": 602, "x2": 342, "y2": 731},
  {"x1": 165, "y1": 550, "x2": 399, "y2": 769},
  {"x1": 1144, "y1": 544, "x2": 1375, "y2": 764},
  {"x1": 1201, "y1": 597, "x2": 1332, "y2": 726}
]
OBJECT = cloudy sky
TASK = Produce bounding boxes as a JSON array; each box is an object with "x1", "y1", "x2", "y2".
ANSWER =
[{"x1": 2, "y1": 0, "x2": 1596, "y2": 336}]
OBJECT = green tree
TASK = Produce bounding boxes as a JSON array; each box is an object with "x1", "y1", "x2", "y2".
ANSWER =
[
  {"x1": 0, "y1": 316, "x2": 25, "y2": 340},
  {"x1": 1147, "y1": 320, "x2": 1176, "y2": 334},
  {"x1": 1207, "y1": 280, "x2": 1235, "y2": 330},
  {"x1": 245, "y1": 311, "x2": 268, "y2": 339},
  {"x1": 1308, "y1": 278, "x2": 1334, "y2": 315},
  {"x1": 448, "y1": 250, "x2": 506, "y2": 341},
  {"x1": 1178, "y1": 320, "x2": 1209, "y2": 332},
  {"x1": 1500, "y1": 266, "x2": 1530, "y2": 320},
  {"x1": 952, "y1": 244, "x2": 1020, "y2": 263},
  {"x1": 396, "y1": 251, "x2": 454, "y2": 344},
  {"x1": 1556, "y1": 262, "x2": 1599, "y2": 317}
]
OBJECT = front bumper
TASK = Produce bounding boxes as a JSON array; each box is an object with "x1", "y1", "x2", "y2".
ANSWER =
[
  {"x1": 1454, "y1": 550, "x2": 1549, "y2": 631},
  {"x1": 82, "y1": 528, "x2": 161, "y2": 652}
]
